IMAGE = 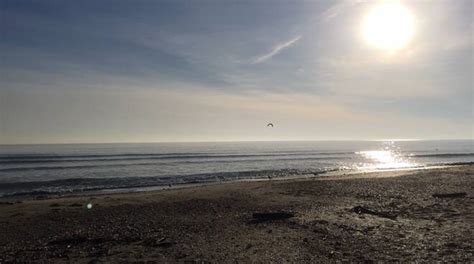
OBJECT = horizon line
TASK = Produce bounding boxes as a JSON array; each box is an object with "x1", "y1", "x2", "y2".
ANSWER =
[{"x1": 1, "y1": 138, "x2": 472, "y2": 146}]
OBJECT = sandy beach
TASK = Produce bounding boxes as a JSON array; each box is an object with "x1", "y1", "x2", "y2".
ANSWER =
[{"x1": 1, "y1": 165, "x2": 472, "y2": 263}]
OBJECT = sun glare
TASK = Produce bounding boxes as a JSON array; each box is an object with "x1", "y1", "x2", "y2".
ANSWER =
[
  {"x1": 362, "y1": 2, "x2": 414, "y2": 51},
  {"x1": 357, "y1": 150, "x2": 416, "y2": 170},
  {"x1": 356, "y1": 141, "x2": 417, "y2": 170}
]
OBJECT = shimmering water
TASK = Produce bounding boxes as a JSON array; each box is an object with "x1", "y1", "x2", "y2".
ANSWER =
[{"x1": 0, "y1": 140, "x2": 472, "y2": 197}]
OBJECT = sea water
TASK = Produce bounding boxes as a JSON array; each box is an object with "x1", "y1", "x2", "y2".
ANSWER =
[{"x1": 0, "y1": 140, "x2": 472, "y2": 197}]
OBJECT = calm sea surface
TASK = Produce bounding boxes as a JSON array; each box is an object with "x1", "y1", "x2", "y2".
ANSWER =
[{"x1": 0, "y1": 140, "x2": 472, "y2": 197}]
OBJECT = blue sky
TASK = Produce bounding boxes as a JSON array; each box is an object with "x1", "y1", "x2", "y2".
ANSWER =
[{"x1": 1, "y1": 0, "x2": 472, "y2": 143}]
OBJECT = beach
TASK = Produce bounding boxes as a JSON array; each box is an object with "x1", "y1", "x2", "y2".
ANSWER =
[{"x1": 1, "y1": 165, "x2": 472, "y2": 263}]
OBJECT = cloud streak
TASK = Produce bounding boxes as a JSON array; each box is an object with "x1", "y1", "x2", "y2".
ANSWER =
[
  {"x1": 250, "y1": 35, "x2": 302, "y2": 64},
  {"x1": 321, "y1": 0, "x2": 361, "y2": 21}
]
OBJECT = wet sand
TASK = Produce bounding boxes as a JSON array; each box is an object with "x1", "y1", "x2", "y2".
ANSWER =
[{"x1": 1, "y1": 165, "x2": 473, "y2": 263}]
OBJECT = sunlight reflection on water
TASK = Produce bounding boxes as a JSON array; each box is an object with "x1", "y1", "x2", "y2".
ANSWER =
[{"x1": 356, "y1": 142, "x2": 418, "y2": 170}]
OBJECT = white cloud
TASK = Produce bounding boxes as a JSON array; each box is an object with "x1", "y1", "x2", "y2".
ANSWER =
[{"x1": 250, "y1": 35, "x2": 302, "y2": 64}]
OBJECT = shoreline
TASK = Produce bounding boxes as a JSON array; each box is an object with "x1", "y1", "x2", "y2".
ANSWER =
[
  {"x1": 1, "y1": 165, "x2": 472, "y2": 262},
  {"x1": 2, "y1": 162, "x2": 472, "y2": 202}
]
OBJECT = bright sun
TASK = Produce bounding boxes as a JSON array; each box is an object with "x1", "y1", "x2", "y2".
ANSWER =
[{"x1": 362, "y1": 2, "x2": 414, "y2": 51}]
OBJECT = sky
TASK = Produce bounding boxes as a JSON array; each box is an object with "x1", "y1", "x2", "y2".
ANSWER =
[{"x1": 0, "y1": 0, "x2": 472, "y2": 144}]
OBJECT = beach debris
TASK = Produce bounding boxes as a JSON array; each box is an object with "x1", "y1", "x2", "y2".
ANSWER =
[
  {"x1": 351, "y1": 206, "x2": 397, "y2": 220},
  {"x1": 267, "y1": 123, "x2": 274, "y2": 127},
  {"x1": 314, "y1": 219, "x2": 329, "y2": 225},
  {"x1": 141, "y1": 237, "x2": 174, "y2": 248},
  {"x1": 86, "y1": 203, "x2": 93, "y2": 209},
  {"x1": 432, "y1": 192, "x2": 467, "y2": 199},
  {"x1": 0, "y1": 202, "x2": 16, "y2": 206},
  {"x1": 50, "y1": 203, "x2": 60, "y2": 207},
  {"x1": 142, "y1": 237, "x2": 175, "y2": 248},
  {"x1": 250, "y1": 212, "x2": 294, "y2": 223}
]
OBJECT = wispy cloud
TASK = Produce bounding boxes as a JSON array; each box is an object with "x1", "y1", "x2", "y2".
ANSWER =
[
  {"x1": 321, "y1": 0, "x2": 362, "y2": 21},
  {"x1": 250, "y1": 35, "x2": 302, "y2": 64}
]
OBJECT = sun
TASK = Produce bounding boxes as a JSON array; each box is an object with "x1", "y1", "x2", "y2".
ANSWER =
[{"x1": 362, "y1": 2, "x2": 414, "y2": 51}]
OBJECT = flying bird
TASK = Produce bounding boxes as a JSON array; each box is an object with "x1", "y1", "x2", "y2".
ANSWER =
[{"x1": 267, "y1": 123, "x2": 274, "y2": 127}]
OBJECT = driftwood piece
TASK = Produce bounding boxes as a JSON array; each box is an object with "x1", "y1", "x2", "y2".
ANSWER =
[
  {"x1": 250, "y1": 212, "x2": 295, "y2": 223},
  {"x1": 352, "y1": 206, "x2": 397, "y2": 220}
]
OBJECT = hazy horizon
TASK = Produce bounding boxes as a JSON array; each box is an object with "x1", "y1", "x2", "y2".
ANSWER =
[
  {"x1": 1, "y1": 138, "x2": 473, "y2": 146},
  {"x1": 1, "y1": 0, "x2": 473, "y2": 144}
]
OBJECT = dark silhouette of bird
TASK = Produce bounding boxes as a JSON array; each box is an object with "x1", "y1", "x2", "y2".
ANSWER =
[{"x1": 267, "y1": 123, "x2": 274, "y2": 127}]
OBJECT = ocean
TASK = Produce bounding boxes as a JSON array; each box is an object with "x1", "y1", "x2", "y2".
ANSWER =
[{"x1": 0, "y1": 140, "x2": 472, "y2": 198}]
